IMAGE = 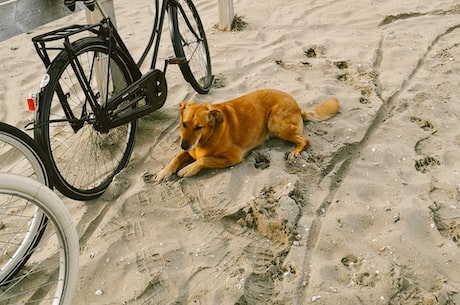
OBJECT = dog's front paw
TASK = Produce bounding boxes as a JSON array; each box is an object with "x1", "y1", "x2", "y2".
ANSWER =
[
  {"x1": 287, "y1": 151, "x2": 299, "y2": 160},
  {"x1": 155, "y1": 167, "x2": 173, "y2": 182},
  {"x1": 177, "y1": 163, "x2": 201, "y2": 178}
]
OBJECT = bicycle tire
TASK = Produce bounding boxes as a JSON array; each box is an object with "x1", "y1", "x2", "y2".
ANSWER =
[
  {"x1": 0, "y1": 173, "x2": 79, "y2": 305},
  {"x1": 35, "y1": 37, "x2": 138, "y2": 201},
  {"x1": 0, "y1": 122, "x2": 51, "y2": 284},
  {"x1": 0, "y1": 122, "x2": 51, "y2": 186},
  {"x1": 169, "y1": 0, "x2": 212, "y2": 94}
]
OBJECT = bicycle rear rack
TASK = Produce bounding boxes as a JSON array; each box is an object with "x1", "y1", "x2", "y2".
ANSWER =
[{"x1": 32, "y1": 23, "x2": 103, "y2": 68}]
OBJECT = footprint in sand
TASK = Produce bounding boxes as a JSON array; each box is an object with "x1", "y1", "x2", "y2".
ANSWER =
[
  {"x1": 429, "y1": 185, "x2": 460, "y2": 247},
  {"x1": 242, "y1": 273, "x2": 275, "y2": 305},
  {"x1": 238, "y1": 240, "x2": 285, "y2": 305},
  {"x1": 414, "y1": 156, "x2": 441, "y2": 173},
  {"x1": 414, "y1": 137, "x2": 442, "y2": 156},
  {"x1": 410, "y1": 116, "x2": 437, "y2": 134},
  {"x1": 222, "y1": 187, "x2": 292, "y2": 245},
  {"x1": 137, "y1": 179, "x2": 189, "y2": 209},
  {"x1": 340, "y1": 254, "x2": 379, "y2": 287},
  {"x1": 130, "y1": 276, "x2": 175, "y2": 305},
  {"x1": 303, "y1": 45, "x2": 327, "y2": 59},
  {"x1": 334, "y1": 60, "x2": 349, "y2": 70},
  {"x1": 410, "y1": 116, "x2": 441, "y2": 173},
  {"x1": 135, "y1": 247, "x2": 164, "y2": 277},
  {"x1": 221, "y1": 186, "x2": 300, "y2": 304},
  {"x1": 253, "y1": 151, "x2": 271, "y2": 169},
  {"x1": 244, "y1": 242, "x2": 278, "y2": 274}
]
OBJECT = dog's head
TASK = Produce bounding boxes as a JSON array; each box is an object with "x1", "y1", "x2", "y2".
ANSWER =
[{"x1": 179, "y1": 102, "x2": 223, "y2": 151}]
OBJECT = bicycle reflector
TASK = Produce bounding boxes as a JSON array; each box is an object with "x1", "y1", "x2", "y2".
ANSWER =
[{"x1": 27, "y1": 93, "x2": 37, "y2": 112}]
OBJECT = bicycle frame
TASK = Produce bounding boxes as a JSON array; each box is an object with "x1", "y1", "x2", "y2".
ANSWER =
[
  {"x1": 31, "y1": 0, "x2": 186, "y2": 132},
  {"x1": 139, "y1": 0, "x2": 170, "y2": 69}
]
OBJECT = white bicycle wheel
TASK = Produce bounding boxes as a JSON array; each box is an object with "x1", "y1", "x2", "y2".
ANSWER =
[
  {"x1": 0, "y1": 173, "x2": 79, "y2": 305},
  {"x1": 0, "y1": 122, "x2": 51, "y2": 284}
]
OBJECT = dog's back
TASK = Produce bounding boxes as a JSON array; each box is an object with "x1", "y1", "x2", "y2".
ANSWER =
[{"x1": 216, "y1": 89, "x2": 338, "y2": 122}]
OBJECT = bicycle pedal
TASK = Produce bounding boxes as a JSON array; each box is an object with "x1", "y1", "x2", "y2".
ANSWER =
[{"x1": 167, "y1": 57, "x2": 186, "y2": 65}]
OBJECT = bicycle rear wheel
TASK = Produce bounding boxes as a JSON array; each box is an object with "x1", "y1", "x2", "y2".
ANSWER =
[
  {"x1": 0, "y1": 173, "x2": 79, "y2": 305},
  {"x1": 169, "y1": 0, "x2": 212, "y2": 94},
  {"x1": 35, "y1": 37, "x2": 138, "y2": 201},
  {"x1": 0, "y1": 122, "x2": 51, "y2": 284}
]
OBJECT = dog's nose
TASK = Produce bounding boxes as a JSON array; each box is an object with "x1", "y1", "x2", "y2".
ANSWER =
[{"x1": 181, "y1": 141, "x2": 190, "y2": 151}]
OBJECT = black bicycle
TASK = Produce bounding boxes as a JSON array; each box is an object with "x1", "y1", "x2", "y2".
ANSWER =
[{"x1": 30, "y1": 0, "x2": 212, "y2": 200}]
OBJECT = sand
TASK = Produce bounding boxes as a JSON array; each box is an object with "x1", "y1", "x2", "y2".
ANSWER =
[{"x1": 1, "y1": 0, "x2": 460, "y2": 304}]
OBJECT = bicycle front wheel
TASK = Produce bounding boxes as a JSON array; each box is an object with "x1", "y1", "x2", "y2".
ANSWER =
[
  {"x1": 0, "y1": 122, "x2": 51, "y2": 284},
  {"x1": 0, "y1": 122, "x2": 51, "y2": 186},
  {"x1": 0, "y1": 173, "x2": 79, "y2": 305},
  {"x1": 35, "y1": 37, "x2": 138, "y2": 201},
  {"x1": 169, "y1": 0, "x2": 212, "y2": 94}
]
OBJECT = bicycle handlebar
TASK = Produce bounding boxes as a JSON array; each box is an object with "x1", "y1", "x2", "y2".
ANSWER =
[{"x1": 64, "y1": 0, "x2": 96, "y2": 12}]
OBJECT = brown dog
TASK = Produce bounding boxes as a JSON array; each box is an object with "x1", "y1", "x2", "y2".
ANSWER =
[{"x1": 155, "y1": 89, "x2": 339, "y2": 181}]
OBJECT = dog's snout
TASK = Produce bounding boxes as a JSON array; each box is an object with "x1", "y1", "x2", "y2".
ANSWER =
[{"x1": 181, "y1": 141, "x2": 190, "y2": 151}]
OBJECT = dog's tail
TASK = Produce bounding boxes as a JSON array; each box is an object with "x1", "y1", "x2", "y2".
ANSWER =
[{"x1": 302, "y1": 97, "x2": 339, "y2": 122}]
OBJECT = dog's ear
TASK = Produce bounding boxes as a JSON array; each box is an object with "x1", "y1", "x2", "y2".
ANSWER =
[
  {"x1": 209, "y1": 109, "x2": 223, "y2": 124},
  {"x1": 180, "y1": 101, "x2": 195, "y2": 117},
  {"x1": 180, "y1": 101, "x2": 193, "y2": 111}
]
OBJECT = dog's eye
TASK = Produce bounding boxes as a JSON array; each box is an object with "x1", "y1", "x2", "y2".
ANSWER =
[
  {"x1": 194, "y1": 126, "x2": 202, "y2": 131},
  {"x1": 182, "y1": 122, "x2": 187, "y2": 128}
]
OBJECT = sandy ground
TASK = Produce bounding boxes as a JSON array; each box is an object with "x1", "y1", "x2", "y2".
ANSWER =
[{"x1": 1, "y1": 0, "x2": 460, "y2": 304}]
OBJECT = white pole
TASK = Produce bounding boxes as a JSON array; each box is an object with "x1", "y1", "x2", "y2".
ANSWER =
[
  {"x1": 85, "y1": 0, "x2": 117, "y2": 27},
  {"x1": 84, "y1": 0, "x2": 118, "y2": 100},
  {"x1": 218, "y1": 0, "x2": 234, "y2": 31}
]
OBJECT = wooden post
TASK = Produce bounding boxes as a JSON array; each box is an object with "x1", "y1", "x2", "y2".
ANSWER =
[{"x1": 218, "y1": 0, "x2": 234, "y2": 31}]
